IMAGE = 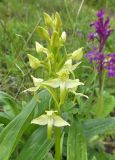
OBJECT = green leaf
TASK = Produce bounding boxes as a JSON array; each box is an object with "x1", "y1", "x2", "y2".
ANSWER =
[
  {"x1": 36, "y1": 90, "x2": 51, "y2": 116},
  {"x1": 0, "y1": 96, "x2": 37, "y2": 160},
  {"x1": 44, "y1": 152, "x2": 54, "y2": 160},
  {"x1": 67, "y1": 120, "x2": 87, "y2": 160},
  {"x1": 0, "y1": 124, "x2": 4, "y2": 132},
  {"x1": 0, "y1": 91, "x2": 21, "y2": 118},
  {"x1": 93, "y1": 92, "x2": 115, "y2": 117},
  {"x1": 16, "y1": 127, "x2": 54, "y2": 160},
  {"x1": 83, "y1": 117, "x2": 115, "y2": 140},
  {"x1": 102, "y1": 92, "x2": 115, "y2": 117},
  {"x1": 90, "y1": 151, "x2": 115, "y2": 160},
  {"x1": 0, "y1": 112, "x2": 11, "y2": 125}
]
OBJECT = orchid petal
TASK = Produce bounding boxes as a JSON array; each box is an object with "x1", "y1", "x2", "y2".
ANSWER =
[
  {"x1": 31, "y1": 76, "x2": 44, "y2": 87},
  {"x1": 31, "y1": 115, "x2": 48, "y2": 125},
  {"x1": 43, "y1": 79, "x2": 60, "y2": 88},
  {"x1": 71, "y1": 91, "x2": 89, "y2": 99},
  {"x1": 53, "y1": 115, "x2": 70, "y2": 127},
  {"x1": 23, "y1": 86, "x2": 40, "y2": 92},
  {"x1": 65, "y1": 79, "x2": 84, "y2": 89}
]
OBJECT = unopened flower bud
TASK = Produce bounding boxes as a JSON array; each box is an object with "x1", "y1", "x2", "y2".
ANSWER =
[
  {"x1": 51, "y1": 31, "x2": 59, "y2": 48},
  {"x1": 61, "y1": 31, "x2": 66, "y2": 42},
  {"x1": 35, "y1": 41, "x2": 44, "y2": 52},
  {"x1": 27, "y1": 54, "x2": 40, "y2": 69},
  {"x1": 72, "y1": 47, "x2": 83, "y2": 61},
  {"x1": 37, "y1": 26, "x2": 50, "y2": 41},
  {"x1": 54, "y1": 12, "x2": 62, "y2": 30},
  {"x1": 44, "y1": 12, "x2": 53, "y2": 27}
]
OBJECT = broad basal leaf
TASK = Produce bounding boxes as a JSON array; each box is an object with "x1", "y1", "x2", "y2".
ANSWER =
[
  {"x1": 16, "y1": 127, "x2": 54, "y2": 160},
  {"x1": 0, "y1": 91, "x2": 21, "y2": 118},
  {"x1": 0, "y1": 96, "x2": 37, "y2": 160},
  {"x1": 83, "y1": 117, "x2": 115, "y2": 140},
  {"x1": 67, "y1": 119, "x2": 87, "y2": 160}
]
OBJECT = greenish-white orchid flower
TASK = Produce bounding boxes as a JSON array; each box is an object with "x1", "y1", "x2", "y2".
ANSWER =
[
  {"x1": 61, "y1": 59, "x2": 81, "y2": 73},
  {"x1": 31, "y1": 110, "x2": 70, "y2": 138},
  {"x1": 23, "y1": 76, "x2": 44, "y2": 92},
  {"x1": 43, "y1": 69, "x2": 84, "y2": 104}
]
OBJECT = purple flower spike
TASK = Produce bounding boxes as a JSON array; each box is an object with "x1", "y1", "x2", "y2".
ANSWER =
[
  {"x1": 96, "y1": 9, "x2": 104, "y2": 18},
  {"x1": 86, "y1": 10, "x2": 115, "y2": 77},
  {"x1": 90, "y1": 9, "x2": 113, "y2": 51}
]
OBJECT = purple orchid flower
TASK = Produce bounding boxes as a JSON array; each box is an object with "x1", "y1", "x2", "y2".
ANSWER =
[{"x1": 86, "y1": 9, "x2": 115, "y2": 77}]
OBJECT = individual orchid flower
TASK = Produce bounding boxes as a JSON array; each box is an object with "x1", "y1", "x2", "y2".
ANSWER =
[
  {"x1": 43, "y1": 69, "x2": 84, "y2": 104},
  {"x1": 31, "y1": 110, "x2": 70, "y2": 138},
  {"x1": 23, "y1": 76, "x2": 44, "y2": 92},
  {"x1": 62, "y1": 59, "x2": 81, "y2": 73}
]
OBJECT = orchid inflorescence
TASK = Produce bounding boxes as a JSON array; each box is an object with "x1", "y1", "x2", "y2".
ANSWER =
[
  {"x1": 86, "y1": 9, "x2": 115, "y2": 77},
  {"x1": 24, "y1": 12, "x2": 85, "y2": 138}
]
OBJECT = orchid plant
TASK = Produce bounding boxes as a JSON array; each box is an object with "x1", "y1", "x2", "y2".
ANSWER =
[
  {"x1": 86, "y1": 9, "x2": 115, "y2": 117},
  {"x1": 25, "y1": 12, "x2": 85, "y2": 160}
]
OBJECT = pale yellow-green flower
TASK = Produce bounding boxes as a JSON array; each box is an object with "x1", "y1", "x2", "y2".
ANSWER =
[
  {"x1": 23, "y1": 76, "x2": 44, "y2": 92},
  {"x1": 37, "y1": 26, "x2": 50, "y2": 41},
  {"x1": 61, "y1": 59, "x2": 81, "y2": 73},
  {"x1": 44, "y1": 12, "x2": 53, "y2": 27},
  {"x1": 27, "y1": 54, "x2": 41, "y2": 69},
  {"x1": 69, "y1": 89, "x2": 88, "y2": 99},
  {"x1": 35, "y1": 41, "x2": 48, "y2": 55},
  {"x1": 35, "y1": 41, "x2": 44, "y2": 52},
  {"x1": 51, "y1": 31, "x2": 59, "y2": 48},
  {"x1": 43, "y1": 69, "x2": 84, "y2": 104},
  {"x1": 69, "y1": 47, "x2": 83, "y2": 61},
  {"x1": 31, "y1": 110, "x2": 70, "y2": 138},
  {"x1": 54, "y1": 12, "x2": 62, "y2": 30},
  {"x1": 60, "y1": 31, "x2": 66, "y2": 43}
]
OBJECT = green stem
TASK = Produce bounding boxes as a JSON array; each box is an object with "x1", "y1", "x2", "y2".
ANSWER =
[
  {"x1": 55, "y1": 127, "x2": 61, "y2": 160},
  {"x1": 55, "y1": 103, "x2": 61, "y2": 160},
  {"x1": 48, "y1": 59, "x2": 51, "y2": 75},
  {"x1": 96, "y1": 71, "x2": 105, "y2": 117},
  {"x1": 97, "y1": 88, "x2": 104, "y2": 117}
]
